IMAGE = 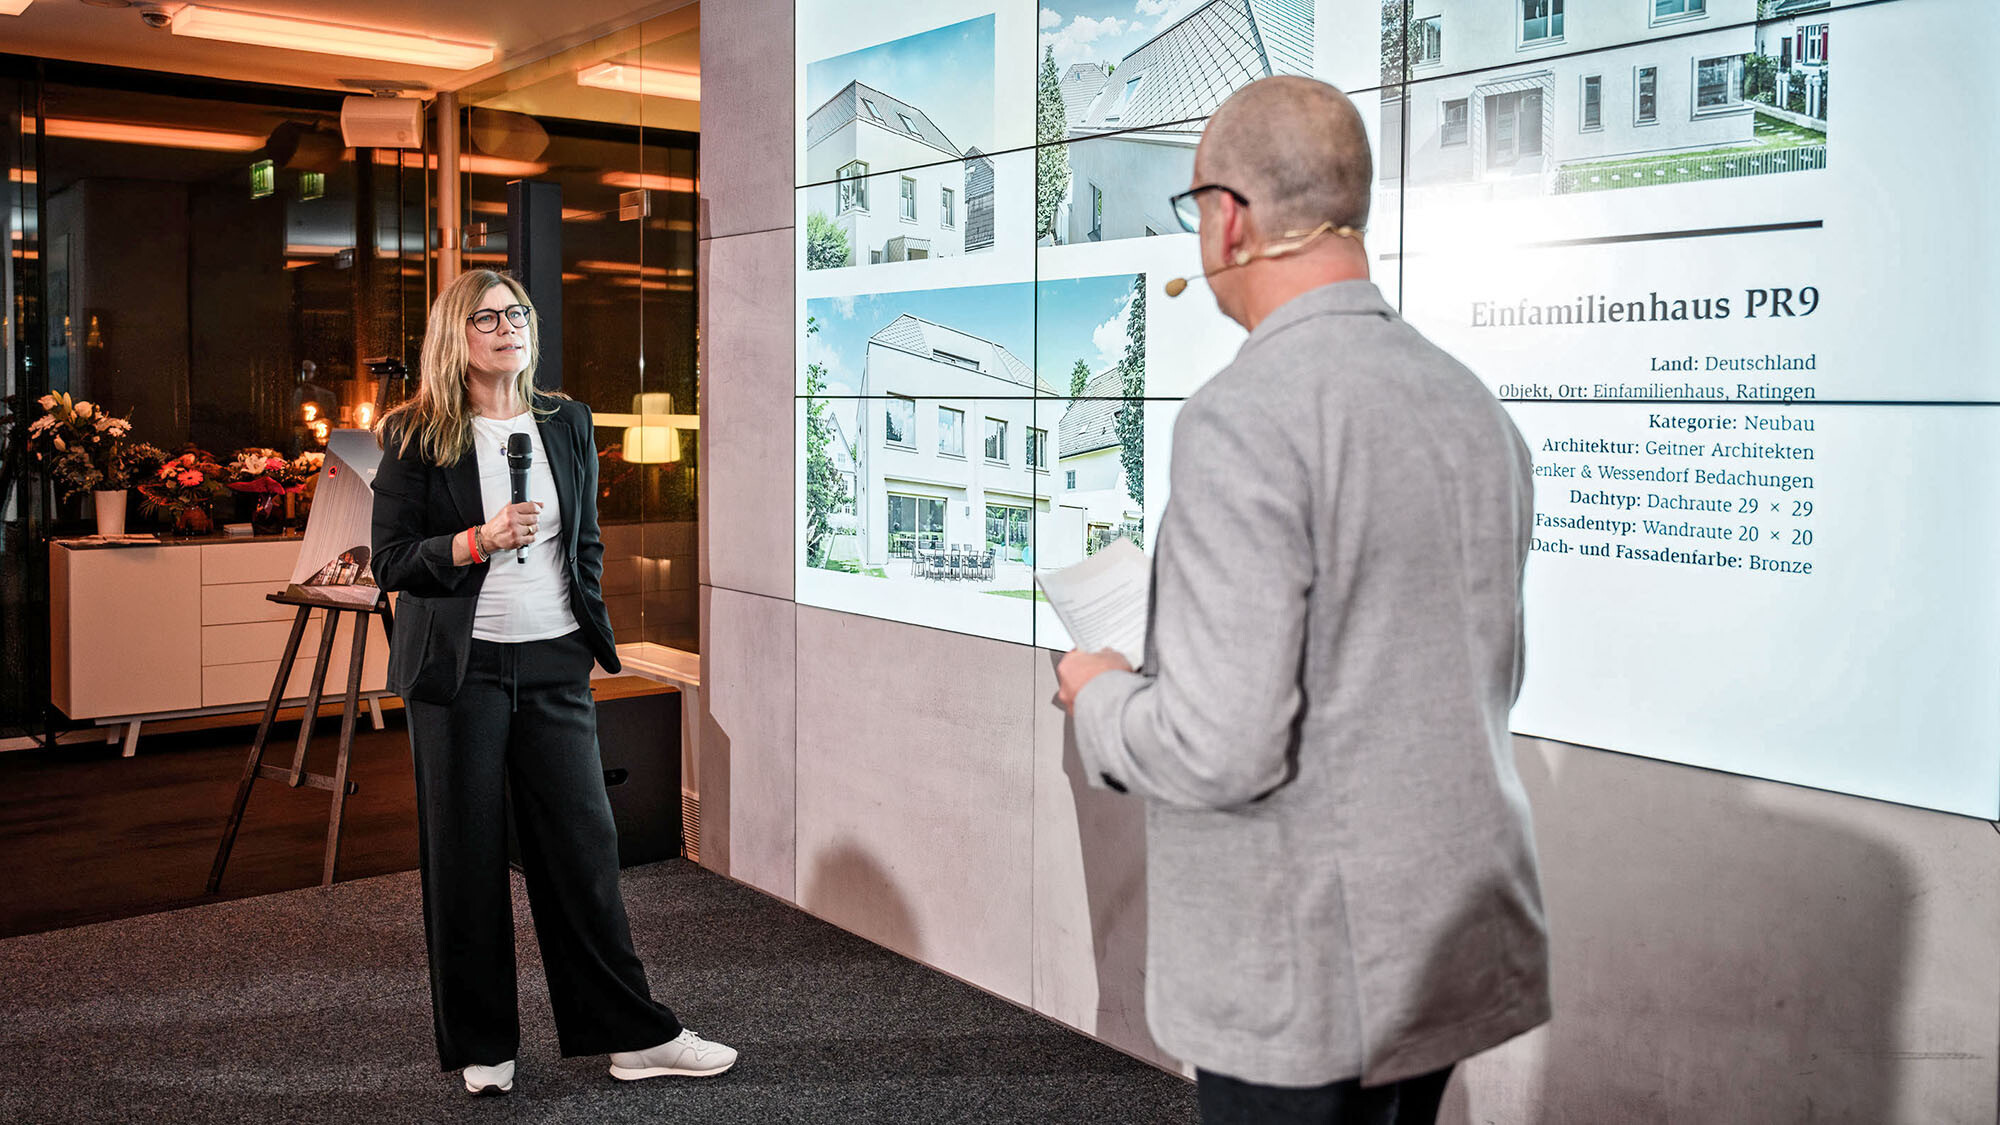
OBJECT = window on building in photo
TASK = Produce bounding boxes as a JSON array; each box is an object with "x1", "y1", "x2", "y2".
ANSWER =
[
  {"x1": 837, "y1": 160, "x2": 869, "y2": 211},
  {"x1": 1636, "y1": 66, "x2": 1658, "y2": 124},
  {"x1": 1694, "y1": 55, "x2": 1745, "y2": 113},
  {"x1": 1415, "y1": 15, "x2": 1442, "y2": 66},
  {"x1": 1521, "y1": 0, "x2": 1563, "y2": 44},
  {"x1": 885, "y1": 396, "x2": 914, "y2": 446},
  {"x1": 1441, "y1": 98, "x2": 1469, "y2": 147},
  {"x1": 938, "y1": 406, "x2": 964, "y2": 457}
]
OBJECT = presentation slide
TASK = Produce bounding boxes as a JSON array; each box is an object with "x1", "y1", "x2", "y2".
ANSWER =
[
  {"x1": 1390, "y1": 0, "x2": 2000, "y2": 816},
  {"x1": 792, "y1": 0, "x2": 1998, "y2": 815}
]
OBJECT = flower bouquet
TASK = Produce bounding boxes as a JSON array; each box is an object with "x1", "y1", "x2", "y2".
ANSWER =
[
  {"x1": 290, "y1": 450, "x2": 326, "y2": 528},
  {"x1": 224, "y1": 446, "x2": 315, "y2": 534},
  {"x1": 24, "y1": 393, "x2": 141, "y2": 530},
  {"x1": 138, "y1": 448, "x2": 232, "y2": 536}
]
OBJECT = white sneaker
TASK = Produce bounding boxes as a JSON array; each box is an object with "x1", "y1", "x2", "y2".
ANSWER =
[
  {"x1": 607, "y1": 1028, "x2": 738, "y2": 1080},
  {"x1": 463, "y1": 1059, "x2": 515, "y2": 1096}
]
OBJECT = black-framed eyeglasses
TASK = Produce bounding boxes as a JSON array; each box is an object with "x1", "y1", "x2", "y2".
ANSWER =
[
  {"x1": 467, "y1": 305, "x2": 531, "y2": 333},
  {"x1": 1168, "y1": 184, "x2": 1249, "y2": 234}
]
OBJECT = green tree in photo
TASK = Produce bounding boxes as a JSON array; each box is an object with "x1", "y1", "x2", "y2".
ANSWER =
[
  {"x1": 1069, "y1": 358, "x2": 1092, "y2": 400},
  {"x1": 1743, "y1": 52, "x2": 1779, "y2": 106},
  {"x1": 802, "y1": 316, "x2": 852, "y2": 566},
  {"x1": 1116, "y1": 275, "x2": 1146, "y2": 512},
  {"x1": 1379, "y1": 0, "x2": 1418, "y2": 86},
  {"x1": 1035, "y1": 46, "x2": 1071, "y2": 242},
  {"x1": 805, "y1": 210, "x2": 852, "y2": 271}
]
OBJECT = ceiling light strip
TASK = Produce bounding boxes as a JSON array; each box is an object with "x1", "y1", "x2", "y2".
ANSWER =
[
  {"x1": 576, "y1": 62, "x2": 701, "y2": 101},
  {"x1": 42, "y1": 118, "x2": 264, "y2": 152},
  {"x1": 171, "y1": 5, "x2": 495, "y2": 70}
]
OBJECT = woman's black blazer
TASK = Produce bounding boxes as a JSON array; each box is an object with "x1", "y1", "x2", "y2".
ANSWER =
[{"x1": 370, "y1": 396, "x2": 622, "y2": 704}]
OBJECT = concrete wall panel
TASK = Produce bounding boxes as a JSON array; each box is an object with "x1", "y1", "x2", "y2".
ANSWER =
[
  {"x1": 697, "y1": 0, "x2": 794, "y2": 240},
  {"x1": 700, "y1": 585, "x2": 797, "y2": 899},
  {"x1": 794, "y1": 607, "x2": 1038, "y2": 1005},
  {"x1": 698, "y1": 228, "x2": 795, "y2": 601}
]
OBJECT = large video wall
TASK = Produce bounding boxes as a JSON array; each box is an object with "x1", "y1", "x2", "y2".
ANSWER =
[{"x1": 792, "y1": 0, "x2": 2000, "y2": 818}]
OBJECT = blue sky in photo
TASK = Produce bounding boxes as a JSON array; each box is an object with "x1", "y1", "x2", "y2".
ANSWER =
[
  {"x1": 806, "y1": 282, "x2": 1038, "y2": 399},
  {"x1": 1040, "y1": 0, "x2": 1208, "y2": 72},
  {"x1": 1035, "y1": 273, "x2": 1144, "y2": 391},
  {"x1": 807, "y1": 16, "x2": 997, "y2": 155}
]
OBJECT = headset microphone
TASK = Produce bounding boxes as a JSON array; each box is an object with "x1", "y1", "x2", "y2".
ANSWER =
[{"x1": 1165, "y1": 222, "x2": 1362, "y2": 298}]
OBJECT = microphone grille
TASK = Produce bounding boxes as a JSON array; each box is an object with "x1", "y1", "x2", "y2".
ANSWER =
[{"x1": 506, "y1": 432, "x2": 532, "y2": 457}]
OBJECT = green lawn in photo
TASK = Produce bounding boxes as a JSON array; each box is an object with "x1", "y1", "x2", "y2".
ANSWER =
[
  {"x1": 1556, "y1": 111, "x2": 1825, "y2": 194},
  {"x1": 818, "y1": 560, "x2": 888, "y2": 578},
  {"x1": 986, "y1": 589, "x2": 1048, "y2": 602}
]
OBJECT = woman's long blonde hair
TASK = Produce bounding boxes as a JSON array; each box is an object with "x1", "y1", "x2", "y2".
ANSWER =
[{"x1": 377, "y1": 269, "x2": 557, "y2": 465}]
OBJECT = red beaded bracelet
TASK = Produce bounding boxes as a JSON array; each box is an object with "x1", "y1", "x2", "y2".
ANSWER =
[{"x1": 466, "y1": 525, "x2": 485, "y2": 564}]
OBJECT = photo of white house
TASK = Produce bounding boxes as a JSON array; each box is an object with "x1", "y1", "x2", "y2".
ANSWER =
[
  {"x1": 804, "y1": 16, "x2": 1000, "y2": 269},
  {"x1": 1382, "y1": 0, "x2": 1828, "y2": 198},
  {"x1": 1036, "y1": 0, "x2": 1312, "y2": 244},
  {"x1": 802, "y1": 285, "x2": 1062, "y2": 597}
]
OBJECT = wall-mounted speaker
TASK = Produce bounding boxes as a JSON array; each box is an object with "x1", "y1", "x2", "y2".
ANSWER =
[{"x1": 339, "y1": 96, "x2": 423, "y2": 150}]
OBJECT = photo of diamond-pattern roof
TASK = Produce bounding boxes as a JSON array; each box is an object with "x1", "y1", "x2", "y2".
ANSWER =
[{"x1": 1072, "y1": 0, "x2": 1313, "y2": 135}]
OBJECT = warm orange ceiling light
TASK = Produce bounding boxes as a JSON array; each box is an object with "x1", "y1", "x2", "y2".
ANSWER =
[
  {"x1": 7, "y1": 168, "x2": 34, "y2": 183},
  {"x1": 576, "y1": 62, "x2": 700, "y2": 101},
  {"x1": 43, "y1": 118, "x2": 264, "y2": 152},
  {"x1": 171, "y1": 5, "x2": 495, "y2": 69},
  {"x1": 600, "y1": 172, "x2": 697, "y2": 194}
]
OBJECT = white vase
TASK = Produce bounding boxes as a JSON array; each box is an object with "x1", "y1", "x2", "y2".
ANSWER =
[{"x1": 93, "y1": 489, "x2": 127, "y2": 537}]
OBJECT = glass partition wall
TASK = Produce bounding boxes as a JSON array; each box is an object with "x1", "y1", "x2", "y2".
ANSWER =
[
  {"x1": 0, "y1": 36, "x2": 700, "y2": 736},
  {"x1": 0, "y1": 62, "x2": 430, "y2": 733},
  {"x1": 455, "y1": 11, "x2": 701, "y2": 655}
]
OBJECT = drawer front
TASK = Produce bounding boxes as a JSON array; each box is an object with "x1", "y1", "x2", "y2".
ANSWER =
[
  {"x1": 202, "y1": 618, "x2": 327, "y2": 667},
  {"x1": 203, "y1": 583, "x2": 310, "y2": 626},
  {"x1": 201, "y1": 540, "x2": 303, "y2": 586},
  {"x1": 201, "y1": 617, "x2": 390, "y2": 707}
]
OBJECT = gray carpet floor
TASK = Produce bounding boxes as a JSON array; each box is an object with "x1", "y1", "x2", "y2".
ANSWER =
[{"x1": 0, "y1": 860, "x2": 1197, "y2": 1124}]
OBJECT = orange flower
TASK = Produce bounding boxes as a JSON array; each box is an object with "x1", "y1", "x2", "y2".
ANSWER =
[{"x1": 177, "y1": 470, "x2": 203, "y2": 487}]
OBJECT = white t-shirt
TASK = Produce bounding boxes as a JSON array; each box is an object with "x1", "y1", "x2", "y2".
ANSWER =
[{"x1": 468, "y1": 413, "x2": 580, "y2": 643}]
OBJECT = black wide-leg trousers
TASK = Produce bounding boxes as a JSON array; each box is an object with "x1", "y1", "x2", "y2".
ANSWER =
[{"x1": 406, "y1": 630, "x2": 681, "y2": 1071}]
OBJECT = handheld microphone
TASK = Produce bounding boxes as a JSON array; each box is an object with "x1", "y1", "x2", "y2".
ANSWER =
[
  {"x1": 1165, "y1": 222, "x2": 1362, "y2": 297},
  {"x1": 505, "y1": 432, "x2": 532, "y2": 564}
]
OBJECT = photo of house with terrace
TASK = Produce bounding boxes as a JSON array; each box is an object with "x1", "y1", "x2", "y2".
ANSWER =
[
  {"x1": 1037, "y1": 0, "x2": 1312, "y2": 244},
  {"x1": 803, "y1": 293, "x2": 1058, "y2": 592},
  {"x1": 804, "y1": 16, "x2": 998, "y2": 268},
  {"x1": 1381, "y1": 0, "x2": 1828, "y2": 198}
]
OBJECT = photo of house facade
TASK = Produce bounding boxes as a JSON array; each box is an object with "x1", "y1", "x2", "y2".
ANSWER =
[
  {"x1": 1053, "y1": 367, "x2": 1145, "y2": 565},
  {"x1": 1382, "y1": 0, "x2": 1828, "y2": 198},
  {"x1": 802, "y1": 284, "x2": 1064, "y2": 595},
  {"x1": 1037, "y1": 0, "x2": 1312, "y2": 244},
  {"x1": 804, "y1": 16, "x2": 999, "y2": 269},
  {"x1": 852, "y1": 316, "x2": 1055, "y2": 573}
]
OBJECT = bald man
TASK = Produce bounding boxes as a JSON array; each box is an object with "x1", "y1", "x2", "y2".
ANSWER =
[{"x1": 1057, "y1": 78, "x2": 1551, "y2": 1125}]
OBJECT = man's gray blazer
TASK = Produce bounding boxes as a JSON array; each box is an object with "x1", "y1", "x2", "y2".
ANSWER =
[{"x1": 1074, "y1": 280, "x2": 1551, "y2": 1088}]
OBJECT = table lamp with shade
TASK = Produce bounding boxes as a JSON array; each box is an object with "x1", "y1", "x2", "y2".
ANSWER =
[{"x1": 595, "y1": 392, "x2": 698, "y2": 463}]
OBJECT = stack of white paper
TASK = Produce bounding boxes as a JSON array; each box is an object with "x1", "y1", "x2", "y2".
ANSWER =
[{"x1": 1034, "y1": 537, "x2": 1151, "y2": 669}]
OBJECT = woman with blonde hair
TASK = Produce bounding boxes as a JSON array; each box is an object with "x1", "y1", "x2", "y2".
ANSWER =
[{"x1": 372, "y1": 269, "x2": 735, "y2": 1095}]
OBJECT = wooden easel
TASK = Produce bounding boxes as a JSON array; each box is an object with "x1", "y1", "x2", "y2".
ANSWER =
[{"x1": 207, "y1": 589, "x2": 395, "y2": 892}]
